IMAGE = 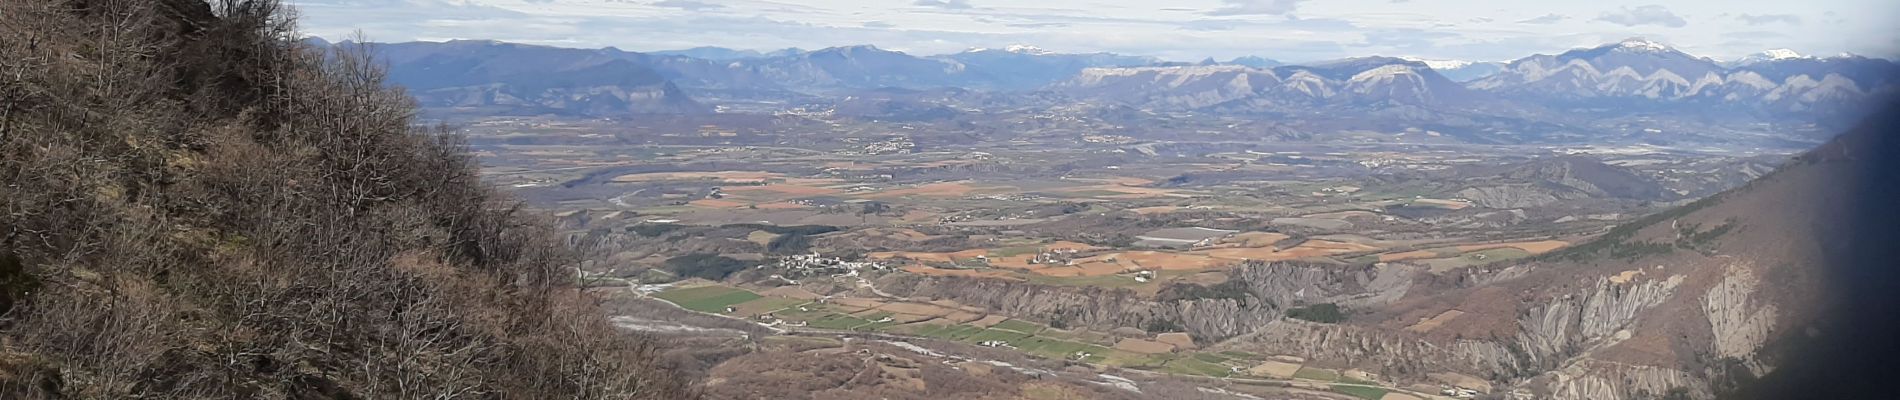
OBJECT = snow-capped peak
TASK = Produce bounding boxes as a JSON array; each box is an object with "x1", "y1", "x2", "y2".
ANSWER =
[
  {"x1": 1398, "y1": 56, "x2": 1473, "y2": 70},
  {"x1": 1004, "y1": 44, "x2": 1054, "y2": 55},
  {"x1": 1734, "y1": 48, "x2": 1812, "y2": 65},
  {"x1": 1613, "y1": 38, "x2": 1675, "y2": 53},
  {"x1": 1758, "y1": 49, "x2": 1804, "y2": 60}
]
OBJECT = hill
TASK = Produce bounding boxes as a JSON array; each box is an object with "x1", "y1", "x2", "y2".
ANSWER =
[
  {"x1": 0, "y1": 0, "x2": 691, "y2": 397},
  {"x1": 1212, "y1": 98, "x2": 1900, "y2": 399}
]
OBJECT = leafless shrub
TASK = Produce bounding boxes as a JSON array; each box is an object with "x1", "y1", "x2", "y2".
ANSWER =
[{"x1": 0, "y1": 0, "x2": 695, "y2": 398}]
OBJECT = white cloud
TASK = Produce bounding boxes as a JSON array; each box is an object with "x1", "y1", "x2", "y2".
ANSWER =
[
  {"x1": 651, "y1": 0, "x2": 722, "y2": 11},
  {"x1": 913, "y1": 0, "x2": 973, "y2": 10},
  {"x1": 283, "y1": 0, "x2": 1897, "y2": 63},
  {"x1": 1518, "y1": 13, "x2": 1567, "y2": 24},
  {"x1": 1736, "y1": 14, "x2": 1802, "y2": 25},
  {"x1": 1595, "y1": 5, "x2": 1688, "y2": 28},
  {"x1": 1206, "y1": 0, "x2": 1307, "y2": 16}
]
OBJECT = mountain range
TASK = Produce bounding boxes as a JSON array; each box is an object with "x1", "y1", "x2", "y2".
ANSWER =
[{"x1": 331, "y1": 38, "x2": 1897, "y2": 142}]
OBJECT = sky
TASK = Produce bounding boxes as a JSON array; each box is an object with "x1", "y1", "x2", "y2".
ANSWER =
[{"x1": 285, "y1": 0, "x2": 1900, "y2": 63}]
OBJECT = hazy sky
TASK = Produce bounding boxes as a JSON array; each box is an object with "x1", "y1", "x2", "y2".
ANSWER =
[{"x1": 286, "y1": 0, "x2": 1900, "y2": 62}]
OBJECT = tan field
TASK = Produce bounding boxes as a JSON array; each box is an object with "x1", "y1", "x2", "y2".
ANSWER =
[
  {"x1": 1457, "y1": 240, "x2": 1568, "y2": 254},
  {"x1": 1044, "y1": 241, "x2": 1102, "y2": 251},
  {"x1": 1112, "y1": 338, "x2": 1175, "y2": 354},
  {"x1": 1116, "y1": 251, "x2": 1223, "y2": 270},
  {"x1": 1156, "y1": 333, "x2": 1196, "y2": 350},
  {"x1": 688, "y1": 198, "x2": 749, "y2": 208},
  {"x1": 870, "y1": 249, "x2": 989, "y2": 263},
  {"x1": 1379, "y1": 250, "x2": 1441, "y2": 262},
  {"x1": 1379, "y1": 393, "x2": 1425, "y2": 400},
  {"x1": 1247, "y1": 361, "x2": 1304, "y2": 378},
  {"x1": 1414, "y1": 198, "x2": 1474, "y2": 209}
]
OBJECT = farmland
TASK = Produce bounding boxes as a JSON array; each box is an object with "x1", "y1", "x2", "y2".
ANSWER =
[{"x1": 469, "y1": 113, "x2": 1783, "y2": 399}]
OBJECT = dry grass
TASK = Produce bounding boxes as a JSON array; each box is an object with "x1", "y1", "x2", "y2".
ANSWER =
[{"x1": 1404, "y1": 310, "x2": 1467, "y2": 333}]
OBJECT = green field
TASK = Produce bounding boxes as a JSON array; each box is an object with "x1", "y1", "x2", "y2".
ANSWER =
[
  {"x1": 1099, "y1": 349, "x2": 1169, "y2": 368},
  {"x1": 1191, "y1": 353, "x2": 1232, "y2": 364},
  {"x1": 906, "y1": 324, "x2": 986, "y2": 340},
  {"x1": 991, "y1": 319, "x2": 1043, "y2": 333},
  {"x1": 654, "y1": 286, "x2": 762, "y2": 313},
  {"x1": 1217, "y1": 351, "x2": 1261, "y2": 360},
  {"x1": 731, "y1": 297, "x2": 808, "y2": 316},
  {"x1": 808, "y1": 314, "x2": 872, "y2": 330},
  {"x1": 1160, "y1": 357, "x2": 1232, "y2": 377},
  {"x1": 1330, "y1": 385, "x2": 1388, "y2": 400}
]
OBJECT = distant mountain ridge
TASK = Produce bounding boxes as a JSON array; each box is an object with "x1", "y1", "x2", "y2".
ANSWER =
[{"x1": 339, "y1": 38, "x2": 1896, "y2": 134}]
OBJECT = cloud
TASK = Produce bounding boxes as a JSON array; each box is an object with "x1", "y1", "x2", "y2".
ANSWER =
[
  {"x1": 912, "y1": 0, "x2": 973, "y2": 10},
  {"x1": 1594, "y1": 5, "x2": 1687, "y2": 28},
  {"x1": 1736, "y1": 14, "x2": 1801, "y2": 25},
  {"x1": 1361, "y1": 28, "x2": 1464, "y2": 51},
  {"x1": 1206, "y1": 0, "x2": 1307, "y2": 16},
  {"x1": 1005, "y1": 22, "x2": 1071, "y2": 28},
  {"x1": 1518, "y1": 14, "x2": 1567, "y2": 24},
  {"x1": 651, "y1": 0, "x2": 723, "y2": 11},
  {"x1": 861, "y1": 21, "x2": 895, "y2": 29}
]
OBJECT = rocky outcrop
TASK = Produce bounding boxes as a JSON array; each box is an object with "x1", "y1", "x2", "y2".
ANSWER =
[
  {"x1": 1533, "y1": 361, "x2": 1706, "y2": 400},
  {"x1": 1221, "y1": 272, "x2": 1689, "y2": 397},
  {"x1": 1702, "y1": 264, "x2": 1778, "y2": 375}
]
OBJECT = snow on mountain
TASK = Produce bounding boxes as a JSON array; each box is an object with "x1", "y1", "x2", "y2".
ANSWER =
[
  {"x1": 1612, "y1": 38, "x2": 1674, "y2": 53},
  {"x1": 1733, "y1": 49, "x2": 1812, "y2": 66},
  {"x1": 1060, "y1": 57, "x2": 1468, "y2": 109},
  {"x1": 1003, "y1": 44, "x2": 1055, "y2": 55},
  {"x1": 1398, "y1": 57, "x2": 1473, "y2": 71}
]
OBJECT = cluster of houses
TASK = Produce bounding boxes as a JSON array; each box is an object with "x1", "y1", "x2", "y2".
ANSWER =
[
  {"x1": 1025, "y1": 247, "x2": 1081, "y2": 266},
  {"x1": 764, "y1": 251, "x2": 890, "y2": 280}
]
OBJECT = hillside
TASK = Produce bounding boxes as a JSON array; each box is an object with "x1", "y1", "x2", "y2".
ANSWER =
[
  {"x1": 1204, "y1": 99, "x2": 1899, "y2": 399},
  {"x1": 0, "y1": 0, "x2": 691, "y2": 398}
]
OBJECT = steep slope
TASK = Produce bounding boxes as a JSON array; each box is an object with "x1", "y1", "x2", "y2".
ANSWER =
[
  {"x1": 1209, "y1": 99, "x2": 1899, "y2": 400},
  {"x1": 0, "y1": 1, "x2": 691, "y2": 397}
]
